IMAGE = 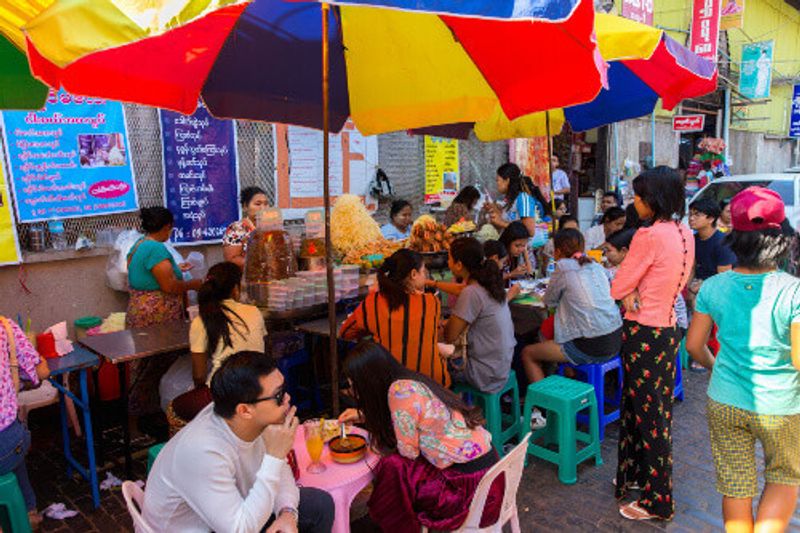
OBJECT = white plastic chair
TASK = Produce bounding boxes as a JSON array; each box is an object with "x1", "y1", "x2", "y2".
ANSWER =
[
  {"x1": 18, "y1": 378, "x2": 82, "y2": 437},
  {"x1": 422, "y1": 432, "x2": 532, "y2": 533},
  {"x1": 122, "y1": 481, "x2": 155, "y2": 533}
]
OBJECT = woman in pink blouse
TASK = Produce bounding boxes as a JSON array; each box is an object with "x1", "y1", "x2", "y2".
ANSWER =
[
  {"x1": 338, "y1": 341, "x2": 503, "y2": 532},
  {"x1": 610, "y1": 167, "x2": 694, "y2": 521},
  {"x1": 0, "y1": 317, "x2": 50, "y2": 529}
]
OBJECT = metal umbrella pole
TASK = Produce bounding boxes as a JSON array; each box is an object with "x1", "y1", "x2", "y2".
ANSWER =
[
  {"x1": 321, "y1": 2, "x2": 340, "y2": 415},
  {"x1": 545, "y1": 111, "x2": 557, "y2": 229}
]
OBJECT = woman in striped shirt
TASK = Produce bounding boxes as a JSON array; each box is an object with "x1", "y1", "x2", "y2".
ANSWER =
[{"x1": 340, "y1": 249, "x2": 448, "y2": 387}]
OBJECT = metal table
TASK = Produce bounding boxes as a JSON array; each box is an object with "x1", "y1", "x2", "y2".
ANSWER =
[
  {"x1": 79, "y1": 321, "x2": 190, "y2": 477},
  {"x1": 47, "y1": 347, "x2": 101, "y2": 508}
]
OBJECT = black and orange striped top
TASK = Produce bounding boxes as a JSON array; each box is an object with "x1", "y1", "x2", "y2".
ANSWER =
[{"x1": 340, "y1": 291, "x2": 449, "y2": 387}]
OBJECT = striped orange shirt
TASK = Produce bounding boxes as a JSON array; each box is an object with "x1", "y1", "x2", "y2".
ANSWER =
[{"x1": 340, "y1": 291, "x2": 449, "y2": 387}]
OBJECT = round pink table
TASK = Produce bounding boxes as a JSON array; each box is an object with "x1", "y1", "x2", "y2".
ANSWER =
[{"x1": 293, "y1": 428, "x2": 380, "y2": 533}]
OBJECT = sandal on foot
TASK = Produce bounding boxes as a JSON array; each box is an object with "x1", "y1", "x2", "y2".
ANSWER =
[
  {"x1": 611, "y1": 477, "x2": 641, "y2": 491},
  {"x1": 619, "y1": 501, "x2": 659, "y2": 521}
]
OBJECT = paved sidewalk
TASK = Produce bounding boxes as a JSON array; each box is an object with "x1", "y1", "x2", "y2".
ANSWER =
[{"x1": 25, "y1": 371, "x2": 800, "y2": 532}]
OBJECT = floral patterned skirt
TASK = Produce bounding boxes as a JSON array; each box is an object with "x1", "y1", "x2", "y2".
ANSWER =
[
  {"x1": 125, "y1": 290, "x2": 184, "y2": 416},
  {"x1": 615, "y1": 320, "x2": 679, "y2": 519}
]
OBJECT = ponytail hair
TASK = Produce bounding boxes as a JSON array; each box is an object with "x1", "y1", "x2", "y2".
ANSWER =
[
  {"x1": 553, "y1": 229, "x2": 593, "y2": 266},
  {"x1": 377, "y1": 249, "x2": 424, "y2": 311},
  {"x1": 198, "y1": 262, "x2": 247, "y2": 355},
  {"x1": 449, "y1": 237, "x2": 505, "y2": 303},
  {"x1": 497, "y1": 163, "x2": 551, "y2": 217}
]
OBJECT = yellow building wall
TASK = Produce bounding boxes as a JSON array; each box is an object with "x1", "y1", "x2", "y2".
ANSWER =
[{"x1": 650, "y1": 0, "x2": 800, "y2": 135}]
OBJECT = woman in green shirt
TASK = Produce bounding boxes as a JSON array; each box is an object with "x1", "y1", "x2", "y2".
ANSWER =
[{"x1": 126, "y1": 207, "x2": 202, "y2": 423}]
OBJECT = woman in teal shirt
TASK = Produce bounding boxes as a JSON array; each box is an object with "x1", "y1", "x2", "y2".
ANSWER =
[
  {"x1": 126, "y1": 207, "x2": 202, "y2": 427},
  {"x1": 687, "y1": 187, "x2": 800, "y2": 532}
]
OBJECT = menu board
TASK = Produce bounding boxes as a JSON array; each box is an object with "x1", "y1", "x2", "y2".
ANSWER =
[
  {"x1": 1, "y1": 90, "x2": 138, "y2": 223},
  {"x1": 424, "y1": 136, "x2": 460, "y2": 204},
  {"x1": 160, "y1": 102, "x2": 240, "y2": 244}
]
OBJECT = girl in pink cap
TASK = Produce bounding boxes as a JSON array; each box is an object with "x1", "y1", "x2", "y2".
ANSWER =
[{"x1": 687, "y1": 186, "x2": 800, "y2": 532}]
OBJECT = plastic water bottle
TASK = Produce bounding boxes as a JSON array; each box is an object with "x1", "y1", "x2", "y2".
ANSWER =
[
  {"x1": 48, "y1": 220, "x2": 68, "y2": 251},
  {"x1": 546, "y1": 259, "x2": 556, "y2": 278}
]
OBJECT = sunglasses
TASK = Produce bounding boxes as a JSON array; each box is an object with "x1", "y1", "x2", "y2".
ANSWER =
[{"x1": 249, "y1": 386, "x2": 286, "y2": 405}]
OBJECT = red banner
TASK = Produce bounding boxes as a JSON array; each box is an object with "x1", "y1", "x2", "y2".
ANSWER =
[
  {"x1": 690, "y1": 0, "x2": 721, "y2": 62},
  {"x1": 621, "y1": 0, "x2": 654, "y2": 26},
  {"x1": 672, "y1": 114, "x2": 706, "y2": 132}
]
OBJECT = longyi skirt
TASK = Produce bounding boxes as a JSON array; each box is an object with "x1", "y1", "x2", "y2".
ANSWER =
[{"x1": 368, "y1": 450, "x2": 504, "y2": 532}]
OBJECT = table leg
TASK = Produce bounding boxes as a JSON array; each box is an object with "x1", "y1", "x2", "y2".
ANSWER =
[
  {"x1": 55, "y1": 375, "x2": 72, "y2": 478},
  {"x1": 118, "y1": 363, "x2": 132, "y2": 478},
  {"x1": 91, "y1": 367, "x2": 105, "y2": 465},
  {"x1": 80, "y1": 370, "x2": 101, "y2": 508},
  {"x1": 329, "y1": 488, "x2": 360, "y2": 533}
]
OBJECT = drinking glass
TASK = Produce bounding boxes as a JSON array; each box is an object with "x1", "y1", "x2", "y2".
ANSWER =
[{"x1": 304, "y1": 419, "x2": 326, "y2": 474}]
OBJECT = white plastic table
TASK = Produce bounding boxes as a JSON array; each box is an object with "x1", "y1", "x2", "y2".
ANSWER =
[{"x1": 293, "y1": 428, "x2": 379, "y2": 533}]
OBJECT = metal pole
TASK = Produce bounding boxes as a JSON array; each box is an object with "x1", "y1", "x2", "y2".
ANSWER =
[
  {"x1": 723, "y1": 87, "x2": 731, "y2": 164},
  {"x1": 545, "y1": 111, "x2": 557, "y2": 228},
  {"x1": 321, "y1": 2, "x2": 339, "y2": 416},
  {"x1": 650, "y1": 110, "x2": 657, "y2": 167}
]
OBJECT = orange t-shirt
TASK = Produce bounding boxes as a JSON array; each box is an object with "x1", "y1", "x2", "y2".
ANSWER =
[{"x1": 340, "y1": 291, "x2": 449, "y2": 387}]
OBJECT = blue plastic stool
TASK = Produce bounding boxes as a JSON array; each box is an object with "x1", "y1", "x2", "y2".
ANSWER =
[
  {"x1": 453, "y1": 371, "x2": 522, "y2": 457},
  {"x1": 674, "y1": 354, "x2": 685, "y2": 402},
  {"x1": 520, "y1": 375, "x2": 602, "y2": 484},
  {"x1": 277, "y1": 349, "x2": 322, "y2": 412},
  {"x1": 147, "y1": 443, "x2": 165, "y2": 475},
  {"x1": 0, "y1": 472, "x2": 31, "y2": 533},
  {"x1": 557, "y1": 355, "x2": 622, "y2": 441},
  {"x1": 678, "y1": 338, "x2": 689, "y2": 369}
]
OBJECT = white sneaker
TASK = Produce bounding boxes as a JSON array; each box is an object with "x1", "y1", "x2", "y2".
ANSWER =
[{"x1": 529, "y1": 409, "x2": 547, "y2": 430}]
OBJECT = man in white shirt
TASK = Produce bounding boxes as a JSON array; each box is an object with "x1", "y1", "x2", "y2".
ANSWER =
[
  {"x1": 550, "y1": 155, "x2": 571, "y2": 201},
  {"x1": 143, "y1": 351, "x2": 334, "y2": 533}
]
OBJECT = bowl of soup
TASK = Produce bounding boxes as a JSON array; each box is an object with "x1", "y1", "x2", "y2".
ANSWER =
[{"x1": 328, "y1": 435, "x2": 367, "y2": 464}]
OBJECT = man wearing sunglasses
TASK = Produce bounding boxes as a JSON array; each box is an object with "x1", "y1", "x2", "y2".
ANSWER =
[{"x1": 143, "y1": 351, "x2": 334, "y2": 533}]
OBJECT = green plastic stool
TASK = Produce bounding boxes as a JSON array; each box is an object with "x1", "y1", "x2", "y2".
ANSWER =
[
  {"x1": 147, "y1": 443, "x2": 166, "y2": 475},
  {"x1": 453, "y1": 370, "x2": 522, "y2": 457},
  {"x1": 520, "y1": 375, "x2": 602, "y2": 484},
  {"x1": 0, "y1": 472, "x2": 32, "y2": 533}
]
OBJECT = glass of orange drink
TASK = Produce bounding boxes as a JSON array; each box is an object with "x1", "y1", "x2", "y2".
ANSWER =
[{"x1": 304, "y1": 419, "x2": 326, "y2": 473}]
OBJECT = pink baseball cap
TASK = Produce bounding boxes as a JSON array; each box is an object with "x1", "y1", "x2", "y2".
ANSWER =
[{"x1": 730, "y1": 186, "x2": 785, "y2": 231}]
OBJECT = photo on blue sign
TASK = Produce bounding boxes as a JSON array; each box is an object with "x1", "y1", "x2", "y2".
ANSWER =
[
  {"x1": 738, "y1": 40, "x2": 774, "y2": 99},
  {"x1": 790, "y1": 85, "x2": 800, "y2": 139},
  {"x1": 160, "y1": 102, "x2": 240, "y2": 245},
  {"x1": 0, "y1": 90, "x2": 139, "y2": 223}
]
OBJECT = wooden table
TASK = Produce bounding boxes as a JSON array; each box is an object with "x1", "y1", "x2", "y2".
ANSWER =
[
  {"x1": 295, "y1": 316, "x2": 347, "y2": 337},
  {"x1": 48, "y1": 347, "x2": 101, "y2": 508},
  {"x1": 79, "y1": 321, "x2": 190, "y2": 476}
]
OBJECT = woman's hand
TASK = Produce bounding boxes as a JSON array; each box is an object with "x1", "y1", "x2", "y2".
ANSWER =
[
  {"x1": 621, "y1": 291, "x2": 641, "y2": 313},
  {"x1": 337, "y1": 408, "x2": 364, "y2": 424},
  {"x1": 511, "y1": 262, "x2": 528, "y2": 278},
  {"x1": 178, "y1": 262, "x2": 194, "y2": 272}
]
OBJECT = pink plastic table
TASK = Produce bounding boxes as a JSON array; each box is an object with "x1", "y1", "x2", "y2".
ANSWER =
[{"x1": 293, "y1": 428, "x2": 379, "y2": 533}]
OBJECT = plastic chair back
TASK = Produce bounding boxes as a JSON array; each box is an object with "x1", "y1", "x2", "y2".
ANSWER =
[
  {"x1": 425, "y1": 433, "x2": 530, "y2": 533},
  {"x1": 122, "y1": 481, "x2": 154, "y2": 533}
]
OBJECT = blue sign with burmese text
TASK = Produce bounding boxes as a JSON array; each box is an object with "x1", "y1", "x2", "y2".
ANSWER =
[{"x1": 1, "y1": 90, "x2": 138, "y2": 223}]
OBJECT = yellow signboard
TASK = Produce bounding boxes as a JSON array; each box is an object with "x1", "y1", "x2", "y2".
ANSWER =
[
  {"x1": 0, "y1": 157, "x2": 21, "y2": 265},
  {"x1": 424, "y1": 136, "x2": 459, "y2": 204}
]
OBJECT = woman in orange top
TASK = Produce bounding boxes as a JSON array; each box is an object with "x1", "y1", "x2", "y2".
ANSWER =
[{"x1": 340, "y1": 249, "x2": 448, "y2": 387}]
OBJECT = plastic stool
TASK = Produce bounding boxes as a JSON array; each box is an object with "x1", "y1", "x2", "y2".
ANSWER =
[
  {"x1": 678, "y1": 338, "x2": 689, "y2": 370},
  {"x1": 557, "y1": 355, "x2": 622, "y2": 440},
  {"x1": 0, "y1": 472, "x2": 31, "y2": 533},
  {"x1": 453, "y1": 371, "x2": 522, "y2": 457},
  {"x1": 278, "y1": 349, "x2": 322, "y2": 413},
  {"x1": 147, "y1": 443, "x2": 165, "y2": 475},
  {"x1": 520, "y1": 375, "x2": 602, "y2": 484},
  {"x1": 674, "y1": 355, "x2": 685, "y2": 402}
]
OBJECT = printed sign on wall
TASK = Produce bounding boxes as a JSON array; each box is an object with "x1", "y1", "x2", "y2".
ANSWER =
[
  {"x1": 160, "y1": 102, "x2": 240, "y2": 244},
  {"x1": 0, "y1": 156, "x2": 21, "y2": 265},
  {"x1": 621, "y1": 0, "x2": 653, "y2": 25},
  {"x1": 789, "y1": 85, "x2": 800, "y2": 138},
  {"x1": 1, "y1": 90, "x2": 138, "y2": 223},
  {"x1": 672, "y1": 114, "x2": 706, "y2": 132},
  {"x1": 424, "y1": 136, "x2": 460, "y2": 204},
  {"x1": 689, "y1": 0, "x2": 721, "y2": 62},
  {"x1": 739, "y1": 41, "x2": 774, "y2": 99}
]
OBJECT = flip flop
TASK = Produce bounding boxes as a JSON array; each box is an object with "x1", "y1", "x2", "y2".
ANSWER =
[
  {"x1": 619, "y1": 501, "x2": 659, "y2": 521},
  {"x1": 612, "y1": 477, "x2": 641, "y2": 490}
]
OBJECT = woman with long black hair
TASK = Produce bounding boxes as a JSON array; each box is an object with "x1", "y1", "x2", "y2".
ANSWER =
[
  {"x1": 339, "y1": 249, "x2": 447, "y2": 386},
  {"x1": 610, "y1": 166, "x2": 694, "y2": 521},
  {"x1": 163, "y1": 262, "x2": 266, "y2": 421},
  {"x1": 431, "y1": 237, "x2": 515, "y2": 394},
  {"x1": 337, "y1": 341, "x2": 503, "y2": 532},
  {"x1": 488, "y1": 162, "x2": 551, "y2": 237}
]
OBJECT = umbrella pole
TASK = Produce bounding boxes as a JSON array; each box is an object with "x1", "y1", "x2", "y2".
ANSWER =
[
  {"x1": 545, "y1": 111, "x2": 557, "y2": 230},
  {"x1": 321, "y1": 1, "x2": 339, "y2": 416}
]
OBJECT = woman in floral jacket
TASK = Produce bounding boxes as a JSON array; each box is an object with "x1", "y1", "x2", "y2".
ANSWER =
[{"x1": 338, "y1": 341, "x2": 503, "y2": 532}]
